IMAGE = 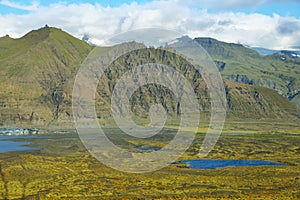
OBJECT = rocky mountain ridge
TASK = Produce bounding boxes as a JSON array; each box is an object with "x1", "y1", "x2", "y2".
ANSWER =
[{"x1": 0, "y1": 26, "x2": 299, "y2": 126}]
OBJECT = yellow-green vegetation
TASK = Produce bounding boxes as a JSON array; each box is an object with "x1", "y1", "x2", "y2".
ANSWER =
[{"x1": 0, "y1": 120, "x2": 299, "y2": 199}]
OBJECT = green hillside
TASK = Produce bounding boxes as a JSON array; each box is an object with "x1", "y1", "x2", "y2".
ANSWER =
[
  {"x1": 0, "y1": 27, "x2": 298, "y2": 127},
  {"x1": 0, "y1": 26, "x2": 93, "y2": 125},
  {"x1": 94, "y1": 47, "x2": 299, "y2": 121},
  {"x1": 195, "y1": 38, "x2": 300, "y2": 109}
]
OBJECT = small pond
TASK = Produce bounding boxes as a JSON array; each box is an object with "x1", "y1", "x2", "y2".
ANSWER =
[
  {"x1": 174, "y1": 159, "x2": 285, "y2": 169},
  {"x1": 0, "y1": 136, "x2": 40, "y2": 153},
  {"x1": 137, "y1": 147, "x2": 160, "y2": 151}
]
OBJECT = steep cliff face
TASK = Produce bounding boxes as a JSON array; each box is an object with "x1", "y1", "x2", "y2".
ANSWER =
[
  {"x1": 0, "y1": 27, "x2": 299, "y2": 126},
  {"x1": 95, "y1": 47, "x2": 299, "y2": 120},
  {"x1": 195, "y1": 38, "x2": 300, "y2": 109}
]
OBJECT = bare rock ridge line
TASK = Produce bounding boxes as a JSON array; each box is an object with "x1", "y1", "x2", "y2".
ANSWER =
[{"x1": 0, "y1": 26, "x2": 299, "y2": 126}]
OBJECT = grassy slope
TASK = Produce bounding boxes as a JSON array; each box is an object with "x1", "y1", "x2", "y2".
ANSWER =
[
  {"x1": 94, "y1": 46, "x2": 299, "y2": 121},
  {"x1": 195, "y1": 38, "x2": 300, "y2": 107},
  {"x1": 0, "y1": 26, "x2": 93, "y2": 125},
  {"x1": 0, "y1": 27, "x2": 298, "y2": 126}
]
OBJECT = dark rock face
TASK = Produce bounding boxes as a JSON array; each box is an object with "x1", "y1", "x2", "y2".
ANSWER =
[{"x1": 228, "y1": 74, "x2": 253, "y2": 85}]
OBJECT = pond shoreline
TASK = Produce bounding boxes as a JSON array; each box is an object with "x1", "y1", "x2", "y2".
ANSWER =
[
  {"x1": 172, "y1": 159, "x2": 285, "y2": 169},
  {"x1": 0, "y1": 135, "x2": 41, "y2": 153}
]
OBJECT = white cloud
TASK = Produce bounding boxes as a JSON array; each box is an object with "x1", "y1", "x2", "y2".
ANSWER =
[
  {"x1": 0, "y1": 0, "x2": 300, "y2": 49},
  {"x1": 180, "y1": 0, "x2": 266, "y2": 10},
  {"x1": 0, "y1": 0, "x2": 39, "y2": 11},
  {"x1": 179, "y1": 0, "x2": 298, "y2": 10}
]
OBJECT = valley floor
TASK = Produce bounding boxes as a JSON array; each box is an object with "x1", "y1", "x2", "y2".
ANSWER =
[{"x1": 0, "y1": 120, "x2": 299, "y2": 199}]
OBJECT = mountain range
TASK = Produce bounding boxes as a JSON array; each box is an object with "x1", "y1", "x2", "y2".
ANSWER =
[
  {"x1": 194, "y1": 38, "x2": 300, "y2": 107},
  {"x1": 249, "y1": 46, "x2": 300, "y2": 58},
  {"x1": 0, "y1": 26, "x2": 299, "y2": 126}
]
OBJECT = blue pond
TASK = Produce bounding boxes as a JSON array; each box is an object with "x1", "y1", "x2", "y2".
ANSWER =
[
  {"x1": 0, "y1": 136, "x2": 40, "y2": 153},
  {"x1": 174, "y1": 159, "x2": 285, "y2": 169},
  {"x1": 137, "y1": 147, "x2": 160, "y2": 151}
]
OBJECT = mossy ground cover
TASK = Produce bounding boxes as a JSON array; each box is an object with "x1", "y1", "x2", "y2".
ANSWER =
[{"x1": 0, "y1": 120, "x2": 299, "y2": 199}]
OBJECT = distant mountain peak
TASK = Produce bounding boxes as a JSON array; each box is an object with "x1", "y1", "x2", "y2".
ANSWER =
[
  {"x1": 195, "y1": 37, "x2": 217, "y2": 41},
  {"x1": 250, "y1": 46, "x2": 300, "y2": 58},
  {"x1": 177, "y1": 35, "x2": 193, "y2": 42},
  {"x1": 81, "y1": 34, "x2": 103, "y2": 46},
  {"x1": 82, "y1": 33, "x2": 90, "y2": 43},
  {"x1": 165, "y1": 35, "x2": 192, "y2": 47},
  {"x1": 195, "y1": 37, "x2": 244, "y2": 47}
]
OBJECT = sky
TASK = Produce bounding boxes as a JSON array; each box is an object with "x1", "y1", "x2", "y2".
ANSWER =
[{"x1": 0, "y1": 0, "x2": 300, "y2": 50}]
